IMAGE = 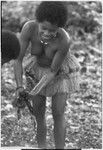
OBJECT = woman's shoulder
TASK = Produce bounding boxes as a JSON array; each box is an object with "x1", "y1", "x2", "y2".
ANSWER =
[
  {"x1": 23, "y1": 20, "x2": 38, "y2": 29},
  {"x1": 58, "y1": 28, "x2": 71, "y2": 47},
  {"x1": 21, "y1": 20, "x2": 38, "y2": 39},
  {"x1": 58, "y1": 28, "x2": 71, "y2": 50},
  {"x1": 22, "y1": 20, "x2": 38, "y2": 34},
  {"x1": 59, "y1": 28, "x2": 70, "y2": 41}
]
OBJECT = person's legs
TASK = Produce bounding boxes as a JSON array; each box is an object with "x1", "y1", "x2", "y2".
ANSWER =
[
  {"x1": 52, "y1": 93, "x2": 67, "y2": 149},
  {"x1": 32, "y1": 94, "x2": 46, "y2": 148}
]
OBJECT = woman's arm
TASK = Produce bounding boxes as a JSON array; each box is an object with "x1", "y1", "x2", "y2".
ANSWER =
[{"x1": 14, "y1": 22, "x2": 33, "y2": 91}]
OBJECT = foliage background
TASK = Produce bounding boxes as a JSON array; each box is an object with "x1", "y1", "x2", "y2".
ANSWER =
[{"x1": 1, "y1": 1, "x2": 102, "y2": 149}]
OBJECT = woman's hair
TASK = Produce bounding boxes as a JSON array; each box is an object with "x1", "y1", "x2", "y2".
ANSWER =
[
  {"x1": 1, "y1": 30, "x2": 20, "y2": 61},
  {"x1": 35, "y1": 1, "x2": 68, "y2": 27}
]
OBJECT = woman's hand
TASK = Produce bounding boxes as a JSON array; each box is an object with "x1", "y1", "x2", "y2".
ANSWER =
[
  {"x1": 15, "y1": 87, "x2": 24, "y2": 98},
  {"x1": 30, "y1": 71, "x2": 55, "y2": 95},
  {"x1": 12, "y1": 86, "x2": 25, "y2": 108}
]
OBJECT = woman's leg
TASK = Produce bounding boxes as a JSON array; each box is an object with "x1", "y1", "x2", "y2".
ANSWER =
[
  {"x1": 52, "y1": 93, "x2": 67, "y2": 149},
  {"x1": 32, "y1": 94, "x2": 46, "y2": 148}
]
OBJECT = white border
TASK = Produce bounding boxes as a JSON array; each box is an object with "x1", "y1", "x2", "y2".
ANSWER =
[{"x1": 0, "y1": 0, "x2": 103, "y2": 150}]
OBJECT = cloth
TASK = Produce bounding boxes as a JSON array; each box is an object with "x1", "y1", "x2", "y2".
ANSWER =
[{"x1": 25, "y1": 51, "x2": 80, "y2": 97}]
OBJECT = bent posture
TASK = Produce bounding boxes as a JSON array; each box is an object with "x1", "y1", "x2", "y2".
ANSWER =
[
  {"x1": 1, "y1": 30, "x2": 20, "y2": 65},
  {"x1": 14, "y1": 1, "x2": 80, "y2": 149}
]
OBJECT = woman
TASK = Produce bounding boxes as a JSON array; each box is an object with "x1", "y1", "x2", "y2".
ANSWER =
[{"x1": 14, "y1": 1, "x2": 80, "y2": 149}]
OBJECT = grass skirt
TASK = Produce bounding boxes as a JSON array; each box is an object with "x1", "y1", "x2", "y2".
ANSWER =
[{"x1": 25, "y1": 52, "x2": 80, "y2": 97}]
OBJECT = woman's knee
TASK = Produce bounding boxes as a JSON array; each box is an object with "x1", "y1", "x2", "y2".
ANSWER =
[
  {"x1": 52, "y1": 102, "x2": 65, "y2": 119},
  {"x1": 32, "y1": 95, "x2": 46, "y2": 118},
  {"x1": 52, "y1": 105, "x2": 65, "y2": 120},
  {"x1": 52, "y1": 93, "x2": 67, "y2": 119}
]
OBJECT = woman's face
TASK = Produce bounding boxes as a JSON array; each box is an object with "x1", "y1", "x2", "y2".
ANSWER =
[{"x1": 38, "y1": 21, "x2": 58, "y2": 42}]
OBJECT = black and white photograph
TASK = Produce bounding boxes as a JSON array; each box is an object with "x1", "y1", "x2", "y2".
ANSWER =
[{"x1": 1, "y1": 1, "x2": 102, "y2": 149}]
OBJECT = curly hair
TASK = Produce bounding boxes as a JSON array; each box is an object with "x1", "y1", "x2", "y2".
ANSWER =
[
  {"x1": 1, "y1": 30, "x2": 20, "y2": 61},
  {"x1": 35, "y1": 1, "x2": 68, "y2": 27}
]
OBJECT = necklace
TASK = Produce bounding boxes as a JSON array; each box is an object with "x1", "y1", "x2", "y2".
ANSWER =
[
  {"x1": 40, "y1": 32, "x2": 58, "y2": 45},
  {"x1": 39, "y1": 30, "x2": 58, "y2": 45},
  {"x1": 40, "y1": 40, "x2": 48, "y2": 45}
]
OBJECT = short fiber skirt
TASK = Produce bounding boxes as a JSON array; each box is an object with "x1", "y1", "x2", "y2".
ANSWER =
[{"x1": 25, "y1": 52, "x2": 80, "y2": 97}]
